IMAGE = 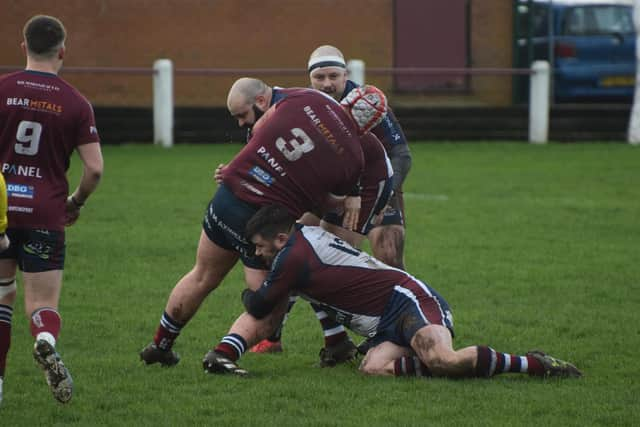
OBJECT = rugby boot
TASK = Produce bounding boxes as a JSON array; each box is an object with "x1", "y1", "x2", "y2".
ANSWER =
[
  {"x1": 249, "y1": 339, "x2": 283, "y2": 353},
  {"x1": 527, "y1": 350, "x2": 582, "y2": 378},
  {"x1": 139, "y1": 342, "x2": 180, "y2": 367},
  {"x1": 202, "y1": 350, "x2": 249, "y2": 376},
  {"x1": 318, "y1": 337, "x2": 359, "y2": 367},
  {"x1": 33, "y1": 339, "x2": 73, "y2": 403}
]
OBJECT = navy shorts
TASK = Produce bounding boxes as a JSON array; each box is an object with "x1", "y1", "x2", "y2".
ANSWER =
[
  {"x1": 0, "y1": 228, "x2": 66, "y2": 272},
  {"x1": 369, "y1": 280, "x2": 454, "y2": 348},
  {"x1": 202, "y1": 185, "x2": 267, "y2": 270}
]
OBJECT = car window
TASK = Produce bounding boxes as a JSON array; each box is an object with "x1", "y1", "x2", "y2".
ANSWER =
[{"x1": 562, "y1": 6, "x2": 634, "y2": 36}]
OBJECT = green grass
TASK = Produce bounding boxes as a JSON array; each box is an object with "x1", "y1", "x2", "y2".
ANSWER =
[{"x1": 1, "y1": 142, "x2": 638, "y2": 426}]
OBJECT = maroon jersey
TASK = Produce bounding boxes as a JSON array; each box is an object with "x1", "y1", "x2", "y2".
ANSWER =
[
  {"x1": 252, "y1": 225, "x2": 450, "y2": 337},
  {"x1": 221, "y1": 88, "x2": 364, "y2": 218},
  {"x1": 0, "y1": 70, "x2": 99, "y2": 230}
]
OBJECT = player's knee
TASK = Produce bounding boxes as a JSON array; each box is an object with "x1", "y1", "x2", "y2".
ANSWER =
[{"x1": 359, "y1": 356, "x2": 385, "y2": 376}]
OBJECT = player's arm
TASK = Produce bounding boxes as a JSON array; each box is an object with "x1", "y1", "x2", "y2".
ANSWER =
[
  {"x1": 0, "y1": 172, "x2": 9, "y2": 251},
  {"x1": 373, "y1": 108, "x2": 412, "y2": 191},
  {"x1": 242, "y1": 247, "x2": 303, "y2": 318},
  {"x1": 66, "y1": 142, "x2": 103, "y2": 225}
]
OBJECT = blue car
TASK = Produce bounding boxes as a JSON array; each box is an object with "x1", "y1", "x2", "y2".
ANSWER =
[{"x1": 516, "y1": 0, "x2": 636, "y2": 102}]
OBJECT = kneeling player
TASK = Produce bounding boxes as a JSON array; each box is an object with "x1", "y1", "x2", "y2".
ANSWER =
[{"x1": 204, "y1": 205, "x2": 582, "y2": 380}]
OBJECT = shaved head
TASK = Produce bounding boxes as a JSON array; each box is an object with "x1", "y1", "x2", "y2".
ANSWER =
[
  {"x1": 227, "y1": 78, "x2": 268, "y2": 111},
  {"x1": 309, "y1": 45, "x2": 345, "y2": 63},
  {"x1": 227, "y1": 78, "x2": 271, "y2": 128}
]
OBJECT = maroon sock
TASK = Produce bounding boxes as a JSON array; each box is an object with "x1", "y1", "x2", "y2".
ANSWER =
[
  {"x1": 153, "y1": 311, "x2": 184, "y2": 351},
  {"x1": 214, "y1": 334, "x2": 248, "y2": 361},
  {"x1": 30, "y1": 307, "x2": 61, "y2": 340},
  {"x1": 476, "y1": 346, "x2": 545, "y2": 377},
  {"x1": 0, "y1": 304, "x2": 12, "y2": 377},
  {"x1": 393, "y1": 356, "x2": 432, "y2": 377}
]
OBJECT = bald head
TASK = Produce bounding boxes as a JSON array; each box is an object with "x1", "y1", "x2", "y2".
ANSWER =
[
  {"x1": 227, "y1": 78, "x2": 271, "y2": 128},
  {"x1": 308, "y1": 45, "x2": 346, "y2": 72}
]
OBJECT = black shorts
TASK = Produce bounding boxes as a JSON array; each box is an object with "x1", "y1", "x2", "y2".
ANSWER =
[
  {"x1": 202, "y1": 185, "x2": 267, "y2": 270},
  {"x1": 0, "y1": 228, "x2": 66, "y2": 272}
]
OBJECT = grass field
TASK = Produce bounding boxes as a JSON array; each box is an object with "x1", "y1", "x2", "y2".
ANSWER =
[{"x1": 1, "y1": 142, "x2": 638, "y2": 426}]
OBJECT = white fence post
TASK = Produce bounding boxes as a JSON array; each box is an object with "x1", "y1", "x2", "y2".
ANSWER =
[
  {"x1": 628, "y1": 0, "x2": 640, "y2": 145},
  {"x1": 347, "y1": 59, "x2": 366, "y2": 86},
  {"x1": 153, "y1": 59, "x2": 173, "y2": 147},
  {"x1": 529, "y1": 60, "x2": 550, "y2": 144}
]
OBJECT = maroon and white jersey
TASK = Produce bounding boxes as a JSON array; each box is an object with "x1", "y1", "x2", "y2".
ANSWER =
[
  {"x1": 0, "y1": 70, "x2": 100, "y2": 230},
  {"x1": 255, "y1": 224, "x2": 434, "y2": 337},
  {"x1": 221, "y1": 88, "x2": 364, "y2": 218}
]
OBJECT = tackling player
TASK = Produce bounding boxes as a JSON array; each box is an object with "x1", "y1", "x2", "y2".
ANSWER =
[
  {"x1": 140, "y1": 87, "x2": 376, "y2": 369},
  {"x1": 204, "y1": 205, "x2": 582, "y2": 381},
  {"x1": 309, "y1": 45, "x2": 412, "y2": 270},
  {"x1": 0, "y1": 15, "x2": 103, "y2": 405}
]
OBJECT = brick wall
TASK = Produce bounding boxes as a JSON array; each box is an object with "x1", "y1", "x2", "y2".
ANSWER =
[{"x1": 0, "y1": 0, "x2": 513, "y2": 107}]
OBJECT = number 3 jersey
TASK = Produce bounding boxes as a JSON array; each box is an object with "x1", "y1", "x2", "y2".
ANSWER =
[
  {"x1": 0, "y1": 70, "x2": 100, "y2": 230},
  {"x1": 221, "y1": 88, "x2": 364, "y2": 218}
]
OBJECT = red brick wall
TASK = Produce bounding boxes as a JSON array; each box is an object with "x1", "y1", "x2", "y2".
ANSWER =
[{"x1": 0, "y1": 0, "x2": 512, "y2": 106}]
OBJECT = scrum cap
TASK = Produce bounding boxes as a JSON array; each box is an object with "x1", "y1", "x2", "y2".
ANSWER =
[{"x1": 341, "y1": 85, "x2": 388, "y2": 134}]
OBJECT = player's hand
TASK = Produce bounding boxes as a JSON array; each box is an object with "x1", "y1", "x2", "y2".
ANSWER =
[
  {"x1": 213, "y1": 163, "x2": 227, "y2": 184},
  {"x1": 65, "y1": 195, "x2": 82, "y2": 226},
  {"x1": 0, "y1": 234, "x2": 10, "y2": 252},
  {"x1": 342, "y1": 196, "x2": 361, "y2": 231}
]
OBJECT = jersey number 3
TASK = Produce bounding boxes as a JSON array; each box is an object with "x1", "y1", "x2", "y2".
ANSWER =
[
  {"x1": 15, "y1": 120, "x2": 42, "y2": 156},
  {"x1": 275, "y1": 128, "x2": 314, "y2": 161}
]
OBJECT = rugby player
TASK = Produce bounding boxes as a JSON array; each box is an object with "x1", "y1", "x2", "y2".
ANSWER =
[
  {"x1": 0, "y1": 15, "x2": 103, "y2": 404},
  {"x1": 221, "y1": 78, "x2": 393, "y2": 361},
  {"x1": 309, "y1": 45, "x2": 412, "y2": 270},
  {"x1": 140, "y1": 87, "x2": 379, "y2": 369},
  {"x1": 204, "y1": 205, "x2": 582, "y2": 381}
]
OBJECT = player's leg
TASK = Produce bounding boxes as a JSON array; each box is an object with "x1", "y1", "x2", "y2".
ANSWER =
[
  {"x1": 16, "y1": 228, "x2": 72, "y2": 403},
  {"x1": 410, "y1": 325, "x2": 582, "y2": 379},
  {"x1": 358, "y1": 341, "x2": 415, "y2": 376},
  {"x1": 22, "y1": 269, "x2": 73, "y2": 403},
  {"x1": 367, "y1": 224, "x2": 405, "y2": 269},
  {"x1": 204, "y1": 296, "x2": 290, "y2": 376},
  {"x1": 0, "y1": 258, "x2": 17, "y2": 406},
  {"x1": 141, "y1": 230, "x2": 239, "y2": 366},
  {"x1": 245, "y1": 262, "x2": 289, "y2": 353}
]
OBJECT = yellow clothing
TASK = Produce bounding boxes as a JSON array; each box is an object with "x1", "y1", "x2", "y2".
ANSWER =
[{"x1": 0, "y1": 172, "x2": 7, "y2": 233}]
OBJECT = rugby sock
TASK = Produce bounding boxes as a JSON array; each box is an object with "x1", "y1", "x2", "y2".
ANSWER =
[
  {"x1": 153, "y1": 311, "x2": 184, "y2": 351},
  {"x1": 475, "y1": 346, "x2": 544, "y2": 377},
  {"x1": 30, "y1": 308, "x2": 61, "y2": 347},
  {"x1": 310, "y1": 303, "x2": 349, "y2": 347},
  {"x1": 266, "y1": 295, "x2": 298, "y2": 342},
  {"x1": 393, "y1": 356, "x2": 432, "y2": 377},
  {"x1": 214, "y1": 334, "x2": 247, "y2": 362},
  {"x1": 0, "y1": 305, "x2": 12, "y2": 377}
]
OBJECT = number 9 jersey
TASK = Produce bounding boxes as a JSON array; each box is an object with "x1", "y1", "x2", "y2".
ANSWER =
[
  {"x1": 221, "y1": 88, "x2": 364, "y2": 219},
  {"x1": 0, "y1": 70, "x2": 100, "y2": 230}
]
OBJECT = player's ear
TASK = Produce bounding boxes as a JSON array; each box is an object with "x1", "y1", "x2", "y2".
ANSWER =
[
  {"x1": 58, "y1": 46, "x2": 65, "y2": 60},
  {"x1": 255, "y1": 95, "x2": 267, "y2": 110},
  {"x1": 275, "y1": 232, "x2": 289, "y2": 247},
  {"x1": 20, "y1": 41, "x2": 26, "y2": 54}
]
